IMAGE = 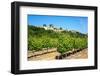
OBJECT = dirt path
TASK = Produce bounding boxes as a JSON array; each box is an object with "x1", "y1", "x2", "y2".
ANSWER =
[
  {"x1": 28, "y1": 48, "x2": 88, "y2": 61},
  {"x1": 65, "y1": 48, "x2": 88, "y2": 59},
  {"x1": 28, "y1": 48, "x2": 60, "y2": 61}
]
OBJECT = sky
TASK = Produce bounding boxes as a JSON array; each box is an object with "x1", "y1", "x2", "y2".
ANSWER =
[{"x1": 28, "y1": 15, "x2": 88, "y2": 34}]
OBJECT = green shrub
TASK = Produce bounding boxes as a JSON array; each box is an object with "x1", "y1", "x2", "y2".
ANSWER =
[{"x1": 28, "y1": 25, "x2": 88, "y2": 54}]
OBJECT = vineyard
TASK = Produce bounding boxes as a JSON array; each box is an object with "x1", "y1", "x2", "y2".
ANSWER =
[{"x1": 28, "y1": 25, "x2": 88, "y2": 60}]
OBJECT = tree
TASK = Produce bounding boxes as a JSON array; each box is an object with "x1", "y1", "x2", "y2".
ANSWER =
[
  {"x1": 43, "y1": 24, "x2": 47, "y2": 27},
  {"x1": 59, "y1": 27, "x2": 62, "y2": 30},
  {"x1": 49, "y1": 24, "x2": 54, "y2": 28}
]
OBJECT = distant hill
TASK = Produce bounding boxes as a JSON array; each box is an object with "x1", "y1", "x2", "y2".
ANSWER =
[{"x1": 28, "y1": 25, "x2": 87, "y2": 38}]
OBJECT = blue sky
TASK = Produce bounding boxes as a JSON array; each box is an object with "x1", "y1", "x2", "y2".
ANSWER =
[{"x1": 28, "y1": 15, "x2": 88, "y2": 34}]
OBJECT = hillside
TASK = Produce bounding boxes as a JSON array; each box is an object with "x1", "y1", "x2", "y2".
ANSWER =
[{"x1": 28, "y1": 25, "x2": 88, "y2": 55}]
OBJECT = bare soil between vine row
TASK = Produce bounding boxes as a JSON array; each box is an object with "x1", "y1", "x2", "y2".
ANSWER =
[{"x1": 28, "y1": 48, "x2": 88, "y2": 61}]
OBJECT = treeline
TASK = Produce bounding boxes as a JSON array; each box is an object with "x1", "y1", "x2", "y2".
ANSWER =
[{"x1": 28, "y1": 25, "x2": 87, "y2": 54}]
